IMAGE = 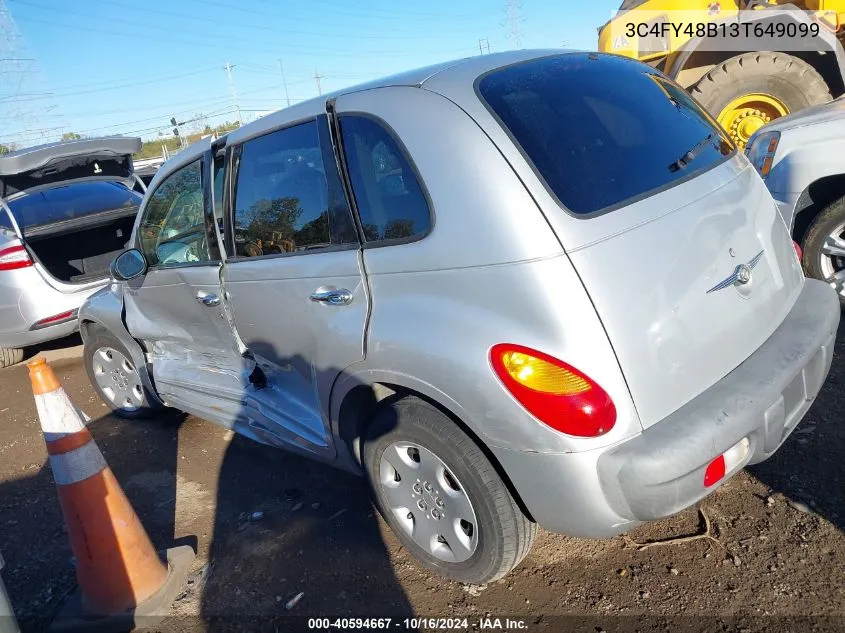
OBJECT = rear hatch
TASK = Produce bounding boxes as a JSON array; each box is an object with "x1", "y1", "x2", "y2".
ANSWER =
[{"x1": 478, "y1": 53, "x2": 805, "y2": 428}]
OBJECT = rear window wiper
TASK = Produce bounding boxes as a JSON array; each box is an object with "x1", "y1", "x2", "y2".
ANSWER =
[{"x1": 669, "y1": 133, "x2": 715, "y2": 172}]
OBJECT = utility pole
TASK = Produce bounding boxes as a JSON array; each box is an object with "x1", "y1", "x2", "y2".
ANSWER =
[
  {"x1": 478, "y1": 38, "x2": 491, "y2": 54},
  {"x1": 224, "y1": 61, "x2": 242, "y2": 126},
  {"x1": 505, "y1": 0, "x2": 524, "y2": 49},
  {"x1": 314, "y1": 69, "x2": 323, "y2": 96},
  {"x1": 277, "y1": 58, "x2": 291, "y2": 107}
]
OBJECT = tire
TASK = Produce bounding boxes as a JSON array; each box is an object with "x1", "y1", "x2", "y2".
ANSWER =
[
  {"x1": 801, "y1": 195, "x2": 845, "y2": 308},
  {"x1": 362, "y1": 395, "x2": 536, "y2": 584},
  {"x1": 83, "y1": 329, "x2": 161, "y2": 419},
  {"x1": 690, "y1": 52, "x2": 831, "y2": 146},
  {"x1": 0, "y1": 347, "x2": 23, "y2": 369}
]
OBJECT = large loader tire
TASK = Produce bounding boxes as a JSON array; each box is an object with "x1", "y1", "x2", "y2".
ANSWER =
[{"x1": 690, "y1": 52, "x2": 831, "y2": 149}]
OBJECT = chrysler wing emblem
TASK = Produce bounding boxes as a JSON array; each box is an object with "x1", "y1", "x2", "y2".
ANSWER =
[{"x1": 706, "y1": 250, "x2": 764, "y2": 294}]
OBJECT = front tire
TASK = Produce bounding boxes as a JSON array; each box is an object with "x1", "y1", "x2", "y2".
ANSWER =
[
  {"x1": 84, "y1": 329, "x2": 161, "y2": 419},
  {"x1": 801, "y1": 195, "x2": 845, "y2": 308},
  {"x1": 363, "y1": 395, "x2": 536, "y2": 584},
  {"x1": 0, "y1": 347, "x2": 23, "y2": 369}
]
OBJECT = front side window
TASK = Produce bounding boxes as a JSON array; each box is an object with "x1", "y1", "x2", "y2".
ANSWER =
[
  {"x1": 339, "y1": 115, "x2": 431, "y2": 243},
  {"x1": 478, "y1": 53, "x2": 734, "y2": 216},
  {"x1": 137, "y1": 159, "x2": 210, "y2": 268},
  {"x1": 231, "y1": 119, "x2": 356, "y2": 258}
]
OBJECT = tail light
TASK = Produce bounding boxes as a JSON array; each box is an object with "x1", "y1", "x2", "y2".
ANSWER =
[
  {"x1": 793, "y1": 240, "x2": 803, "y2": 261},
  {"x1": 0, "y1": 244, "x2": 33, "y2": 271},
  {"x1": 30, "y1": 309, "x2": 78, "y2": 331},
  {"x1": 490, "y1": 343, "x2": 616, "y2": 437}
]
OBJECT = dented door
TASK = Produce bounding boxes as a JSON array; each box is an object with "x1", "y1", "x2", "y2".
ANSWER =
[
  {"x1": 216, "y1": 115, "x2": 366, "y2": 459},
  {"x1": 123, "y1": 150, "x2": 246, "y2": 428}
]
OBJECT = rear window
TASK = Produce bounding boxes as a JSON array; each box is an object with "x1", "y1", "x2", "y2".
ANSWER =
[
  {"x1": 3, "y1": 180, "x2": 141, "y2": 230},
  {"x1": 477, "y1": 54, "x2": 734, "y2": 216}
]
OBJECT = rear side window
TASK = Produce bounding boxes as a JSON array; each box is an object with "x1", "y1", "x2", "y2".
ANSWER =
[
  {"x1": 339, "y1": 115, "x2": 430, "y2": 243},
  {"x1": 478, "y1": 54, "x2": 734, "y2": 216},
  {"x1": 3, "y1": 180, "x2": 141, "y2": 230},
  {"x1": 231, "y1": 118, "x2": 356, "y2": 258}
]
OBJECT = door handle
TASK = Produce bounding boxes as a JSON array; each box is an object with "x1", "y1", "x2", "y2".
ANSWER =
[
  {"x1": 196, "y1": 291, "x2": 221, "y2": 307},
  {"x1": 309, "y1": 288, "x2": 353, "y2": 306}
]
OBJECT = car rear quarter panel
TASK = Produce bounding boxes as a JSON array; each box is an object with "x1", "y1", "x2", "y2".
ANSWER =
[
  {"x1": 764, "y1": 126, "x2": 845, "y2": 231},
  {"x1": 330, "y1": 87, "x2": 641, "y2": 454}
]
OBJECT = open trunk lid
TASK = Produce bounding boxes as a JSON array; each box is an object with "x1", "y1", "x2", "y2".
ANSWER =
[
  {"x1": 0, "y1": 137, "x2": 142, "y2": 289},
  {"x1": 0, "y1": 136, "x2": 141, "y2": 198},
  {"x1": 477, "y1": 52, "x2": 805, "y2": 428}
]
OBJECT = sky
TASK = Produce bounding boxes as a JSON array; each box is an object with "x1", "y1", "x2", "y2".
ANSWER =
[{"x1": 1, "y1": 0, "x2": 622, "y2": 146}]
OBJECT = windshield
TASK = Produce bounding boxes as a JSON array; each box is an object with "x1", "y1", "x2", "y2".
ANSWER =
[
  {"x1": 477, "y1": 53, "x2": 734, "y2": 216},
  {"x1": 2, "y1": 180, "x2": 142, "y2": 231}
]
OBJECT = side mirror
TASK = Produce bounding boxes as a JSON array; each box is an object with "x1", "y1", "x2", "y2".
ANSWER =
[{"x1": 110, "y1": 249, "x2": 147, "y2": 281}]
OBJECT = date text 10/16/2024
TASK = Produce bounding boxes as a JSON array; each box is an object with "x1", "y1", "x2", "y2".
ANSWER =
[{"x1": 307, "y1": 618, "x2": 529, "y2": 630}]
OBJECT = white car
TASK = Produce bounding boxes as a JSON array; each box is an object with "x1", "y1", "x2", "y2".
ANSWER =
[{"x1": 747, "y1": 96, "x2": 845, "y2": 305}]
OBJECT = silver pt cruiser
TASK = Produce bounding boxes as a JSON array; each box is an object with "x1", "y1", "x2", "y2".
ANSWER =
[{"x1": 80, "y1": 50, "x2": 840, "y2": 584}]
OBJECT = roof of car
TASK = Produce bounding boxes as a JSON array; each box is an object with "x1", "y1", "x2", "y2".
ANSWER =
[
  {"x1": 226, "y1": 49, "x2": 571, "y2": 146},
  {"x1": 153, "y1": 50, "x2": 574, "y2": 181},
  {"x1": 0, "y1": 136, "x2": 142, "y2": 176}
]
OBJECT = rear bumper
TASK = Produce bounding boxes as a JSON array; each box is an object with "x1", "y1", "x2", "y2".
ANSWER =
[
  {"x1": 494, "y1": 279, "x2": 839, "y2": 537},
  {"x1": 0, "y1": 267, "x2": 102, "y2": 349}
]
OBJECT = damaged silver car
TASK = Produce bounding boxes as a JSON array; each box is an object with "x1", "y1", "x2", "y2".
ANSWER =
[{"x1": 80, "y1": 51, "x2": 839, "y2": 583}]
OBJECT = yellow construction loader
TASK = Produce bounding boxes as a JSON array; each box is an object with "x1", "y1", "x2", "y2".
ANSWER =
[{"x1": 598, "y1": 0, "x2": 845, "y2": 147}]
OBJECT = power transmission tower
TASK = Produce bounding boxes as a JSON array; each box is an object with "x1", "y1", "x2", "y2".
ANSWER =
[
  {"x1": 277, "y1": 59, "x2": 291, "y2": 107},
  {"x1": 223, "y1": 62, "x2": 242, "y2": 126},
  {"x1": 314, "y1": 70, "x2": 323, "y2": 96},
  {"x1": 478, "y1": 38, "x2": 491, "y2": 54},
  {"x1": 504, "y1": 0, "x2": 525, "y2": 49},
  {"x1": 0, "y1": 0, "x2": 66, "y2": 147}
]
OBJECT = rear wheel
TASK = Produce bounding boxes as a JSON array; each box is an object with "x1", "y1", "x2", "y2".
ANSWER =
[
  {"x1": 802, "y1": 195, "x2": 845, "y2": 308},
  {"x1": 84, "y1": 330, "x2": 160, "y2": 419},
  {"x1": 0, "y1": 347, "x2": 23, "y2": 369},
  {"x1": 690, "y1": 52, "x2": 831, "y2": 149},
  {"x1": 363, "y1": 395, "x2": 536, "y2": 584}
]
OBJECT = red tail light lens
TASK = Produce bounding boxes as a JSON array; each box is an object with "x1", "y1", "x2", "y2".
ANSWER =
[
  {"x1": 0, "y1": 244, "x2": 33, "y2": 271},
  {"x1": 490, "y1": 343, "x2": 616, "y2": 437},
  {"x1": 793, "y1": 241, "x2": 803, "y2": 261}
]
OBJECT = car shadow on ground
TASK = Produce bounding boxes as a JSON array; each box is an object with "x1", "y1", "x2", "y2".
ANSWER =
[
  {"x1": 0, "y1": 360, "x2": 414, "y2": 632},
  {"x1": 749, "y1": 316, "x2": 845, "y2": 533},
  {"x1": 18, "y1": 334, "x2": 83, "y2": 364}
]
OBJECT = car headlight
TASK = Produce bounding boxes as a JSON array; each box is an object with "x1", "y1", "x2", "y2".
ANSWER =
[{"x1": 745, "y1": 131, "x2": 780, "y2": 179}]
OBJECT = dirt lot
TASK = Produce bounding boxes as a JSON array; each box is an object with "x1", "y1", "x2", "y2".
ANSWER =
[{"x1": 1, "y1": 328, "x2": 844, "y2": 633}]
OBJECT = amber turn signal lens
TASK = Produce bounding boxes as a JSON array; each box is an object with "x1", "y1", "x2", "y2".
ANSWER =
[
  {"x1": 490, "y1": 344, "x2": 617, "y2": 438},
  {"x1": 499, "y1": 351, "x2": 591, "y2": 395}
]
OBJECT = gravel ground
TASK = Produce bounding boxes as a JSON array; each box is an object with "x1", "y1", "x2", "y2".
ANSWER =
[{"x1": 1, "y1": 326, "x2": 844, "y2": 633}]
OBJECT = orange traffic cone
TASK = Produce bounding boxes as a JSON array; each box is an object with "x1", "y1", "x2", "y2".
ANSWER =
[{"x1": 27, "y1": 357, "x2": 194, "y2": 631}]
